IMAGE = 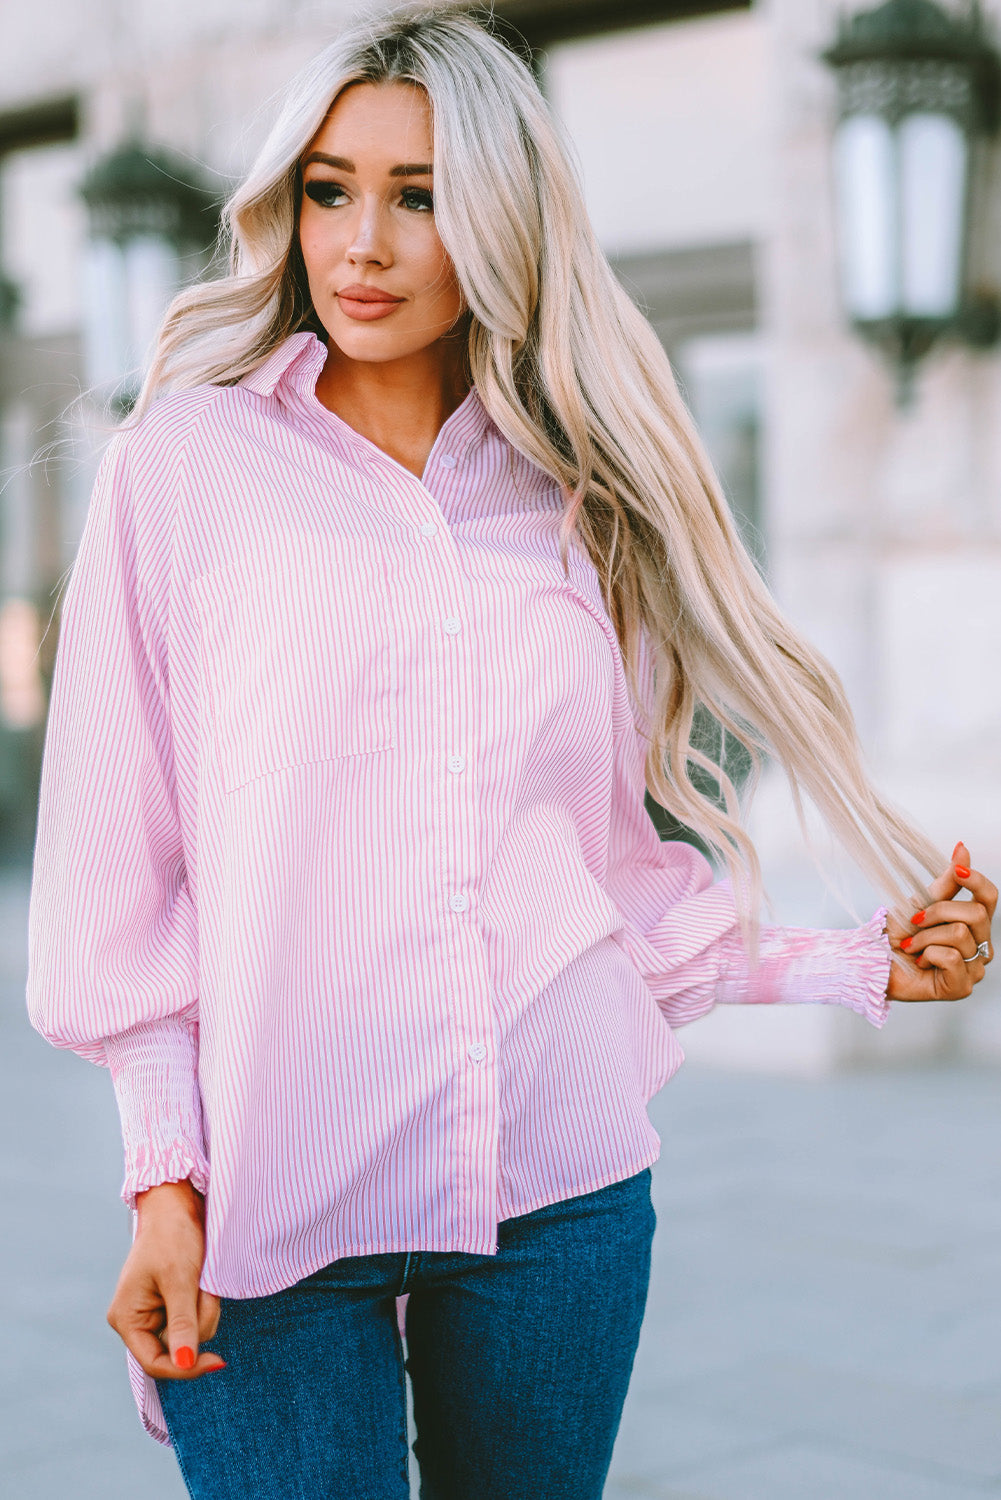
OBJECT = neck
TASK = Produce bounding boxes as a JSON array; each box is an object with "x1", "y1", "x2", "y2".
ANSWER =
[{"x1": 314, "y1": 337, "x2": 471, "y2": 478}]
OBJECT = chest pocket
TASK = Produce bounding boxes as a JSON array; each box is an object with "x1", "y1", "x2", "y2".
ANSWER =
[{"x1": 191, "y1": 540, "x2": 395, "y2": 794}]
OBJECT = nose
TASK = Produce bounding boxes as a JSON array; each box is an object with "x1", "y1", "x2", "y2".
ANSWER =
[{"x1": 346, "y1": 195, "x2": 393, "y2": 269}]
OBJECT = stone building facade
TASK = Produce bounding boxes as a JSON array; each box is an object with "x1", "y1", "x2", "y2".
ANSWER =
[{"x1": 2, "y1": 0, "x2": 998, "y2": 1068}]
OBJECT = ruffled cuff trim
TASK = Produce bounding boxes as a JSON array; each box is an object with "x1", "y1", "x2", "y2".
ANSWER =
[
  {"x1": 837, "y1": 906, "x2": 892, "y2": 1029},
  {"x1": 121, "y1": 1141, "x2": 211, "y2": 1212}
]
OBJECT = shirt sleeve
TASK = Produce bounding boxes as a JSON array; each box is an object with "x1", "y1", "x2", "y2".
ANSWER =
[
  {"x1": 609, "y1": 638, "x2": 892, "y2": 1032},
  {"x1": 611, "y1": 835, "x2": 891, "y2": 1031},
  {"x1": 26, "y1": 427, "x2": 209, "y2": 1209}
]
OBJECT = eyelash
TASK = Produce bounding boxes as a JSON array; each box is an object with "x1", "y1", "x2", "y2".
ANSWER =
[{"x1": 303, "y1": 182, "x2": 433, "y2": 212}]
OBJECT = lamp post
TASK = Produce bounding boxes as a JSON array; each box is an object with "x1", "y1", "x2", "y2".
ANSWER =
[
  {"x1": 823, "y1": 0, "x2": 1001, "y2": 405},
  {"x1": 79, "y1": 141, "x2": 219, "y2": 412}
]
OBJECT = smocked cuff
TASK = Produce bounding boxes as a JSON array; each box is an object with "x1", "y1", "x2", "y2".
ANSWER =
[
  {"x1": 779, "y1": 906, "x2": 892, "y2": 1027},
  {"x1": 103, "y1": 1015, "x2": 210, "y2": 1210},
  {"x1": 830, "y1": 906, "x2": 892, "y2": 1028},
  {"x1": 716, "y1": 907, "x2": 893, "y2": 1028}
]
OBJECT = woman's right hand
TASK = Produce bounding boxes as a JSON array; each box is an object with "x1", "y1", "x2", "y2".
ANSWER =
[{"x1": 106, "y1": 1178, "x2": 226, "y2": 1379}]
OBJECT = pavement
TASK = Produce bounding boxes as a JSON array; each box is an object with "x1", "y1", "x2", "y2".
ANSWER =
[{"x1": 3, "y1": 865, "x2": 1001, "y2": 1499}]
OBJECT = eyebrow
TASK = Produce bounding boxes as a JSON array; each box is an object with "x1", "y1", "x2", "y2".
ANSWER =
[{"x1": 301, "y1": 152, "x2": 433, "y2": 176}]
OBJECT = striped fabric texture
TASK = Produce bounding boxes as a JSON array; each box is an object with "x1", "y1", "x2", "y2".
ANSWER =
[{"x1": 26, "y1": 332, "x2": 891, "y2": 1443}]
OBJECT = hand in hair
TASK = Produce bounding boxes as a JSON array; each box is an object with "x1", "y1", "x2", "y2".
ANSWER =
[{"x1": 886, "y1": 842, "x2": 996, "y2": 1003}]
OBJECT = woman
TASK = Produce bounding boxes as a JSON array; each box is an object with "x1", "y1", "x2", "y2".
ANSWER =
[{"x1": 26, "y1": 7, "x2": 995, "y2": 1498}]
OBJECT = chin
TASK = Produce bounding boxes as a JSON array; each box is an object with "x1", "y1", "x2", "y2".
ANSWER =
[
  {"x1": 322, "y1": 321, "x2": 445, "y2": 366},
  {"x1": 331, "y1": 338, "x2": 425, "y2": 365}
]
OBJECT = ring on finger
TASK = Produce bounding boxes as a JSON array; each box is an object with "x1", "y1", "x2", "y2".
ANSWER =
[{"x1": 964, "y1": 941, "x2": 991, "y2": 964}]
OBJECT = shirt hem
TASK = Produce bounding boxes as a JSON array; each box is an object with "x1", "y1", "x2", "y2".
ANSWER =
[{"x1": 495, "y1": 1149, "x2": 663, "y2": 1225}]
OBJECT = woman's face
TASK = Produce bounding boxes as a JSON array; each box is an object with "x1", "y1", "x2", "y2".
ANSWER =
[{"x1": 298, "y1": 81, "x2": 464, "y2": 366}]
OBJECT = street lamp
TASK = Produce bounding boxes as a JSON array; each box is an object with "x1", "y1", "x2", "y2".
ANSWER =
[
  {"x1": 823, "y1": 0, "x2": 1001, "y2": 404},
  {"x1": 79, "y1": 141, "x2": 219, "y2": 412}
]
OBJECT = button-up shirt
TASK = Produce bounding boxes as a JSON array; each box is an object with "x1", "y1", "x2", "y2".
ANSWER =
[{"x1": 26, "y1": 331, "x2": 891, "y2": 1443}]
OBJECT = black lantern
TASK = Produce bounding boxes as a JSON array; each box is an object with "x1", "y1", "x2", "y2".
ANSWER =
[
  {"x1": 79, "y1": 141, "x2": 219, "y2": 411},
  {"x1": 823, "y1": 0, "x2": 1001, "y2": 403}
]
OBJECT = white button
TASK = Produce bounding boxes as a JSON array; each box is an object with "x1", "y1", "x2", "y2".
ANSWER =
[
  {"x1": 419, "y1": 521, "x2": 438, "y2": 537},
  {"x1": 443, "y1": 617, "x2": 461, "y2": 635},
  {"x1": 468, "y1": 1042, "x2": 487, "y2": 1062},
  {"x1": 448, "y1": 892, "x2": 469, "y2": 913},
  {"x1": 447, "y1": 755, "x2": 466, "y2": 774},
  {"x1": 440, "y1": 454, "x2": 457, "y2": 469}
]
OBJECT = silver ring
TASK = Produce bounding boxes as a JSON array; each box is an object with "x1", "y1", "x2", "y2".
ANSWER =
[{"x1": 965, "y1": 941, "x2": 990, "y2": 963}]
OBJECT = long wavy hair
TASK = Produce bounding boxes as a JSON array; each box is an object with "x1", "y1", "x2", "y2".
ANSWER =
[{"x1": 132, "y1": 1, "x2": 941, "y2": 927}]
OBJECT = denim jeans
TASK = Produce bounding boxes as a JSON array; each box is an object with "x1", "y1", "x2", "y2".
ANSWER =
[{"x1": 156, "y1": 1168, "x2": 656, "y2": 1499}]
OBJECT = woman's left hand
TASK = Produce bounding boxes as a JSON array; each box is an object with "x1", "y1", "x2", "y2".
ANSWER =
[{"x1": 887, "y1": 842, "x2": 996, "y2": 1003}]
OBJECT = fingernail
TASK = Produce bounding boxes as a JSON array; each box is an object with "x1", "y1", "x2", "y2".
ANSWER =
[
  {"x1": 911, "y1": 911, "x2": 926, "y2": 925},
  {"x1": 900, "y1": 936, "x2": 913, "y2": 950},
  {"x1": 175, "y1": 1346, "x2": 196, "y2": 1370},
  {"x1": 206, "y1": 1360, "x2": 227, "y2": 1373},
  {"x1": 956, "y1": 865, "x2": 971, "y2": 880},
  {"x1": 952, "y1": 842, "x2": 965, "y2": 860}
]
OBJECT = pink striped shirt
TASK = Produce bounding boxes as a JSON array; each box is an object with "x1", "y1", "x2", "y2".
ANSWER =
[{"x1": 26, "y1": 330, "x2": 891, "y2": 1443}]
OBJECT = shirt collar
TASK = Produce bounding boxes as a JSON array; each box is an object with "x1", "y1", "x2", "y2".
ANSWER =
[
  {"x1": 239, "y1": 330, "x2": 495, "y2": 466},
  {"x1": 238, "y1": 330, "x2": 327, "y2": 398}
]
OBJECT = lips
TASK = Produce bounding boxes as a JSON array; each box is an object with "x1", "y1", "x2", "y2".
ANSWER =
[{"x1": 337, "y1": 284, "x2": 404, "y2": 304}]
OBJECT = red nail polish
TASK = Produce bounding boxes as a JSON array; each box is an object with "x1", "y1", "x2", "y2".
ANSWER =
[
  {"x1": 952, "y1": 842, "x2": 965, "y2": 861},
  {"x1": 900, "y1": 936, "x2": 913, "y2": 950},
  {"x1": 175, "y1": 1346, "x2": 196, "y2": 1370},
  {"x1": 956, "y1": 865, "x2": 971, "y2": 880},
  {"x1": 911, "y1": 911, "x2": 926, "y2": 925},
  {"x1": 207, "y1": 1360, "x2": 227, "y2": 1373}
]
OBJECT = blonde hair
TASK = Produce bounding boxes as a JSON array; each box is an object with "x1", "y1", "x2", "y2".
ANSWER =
[{"x1": 133, "y1": 2, "x2": 941, "y2": 926}]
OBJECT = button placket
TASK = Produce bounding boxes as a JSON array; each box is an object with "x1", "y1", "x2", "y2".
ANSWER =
[
  {"x1": 416, "y1": 488, "x2": 494, "y2": 1105},
  {"x1": 437, "y1": 581, "x2": 470, "y2": 917}
]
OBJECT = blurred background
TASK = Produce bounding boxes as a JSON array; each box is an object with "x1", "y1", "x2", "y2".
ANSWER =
[{"x1": 3, "y1": 2, "x2": 1001, "y2": 1497}]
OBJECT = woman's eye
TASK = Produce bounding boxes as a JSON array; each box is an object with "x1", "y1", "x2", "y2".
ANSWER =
[
  {"x1": 302, "y1": 181, "x2": 432, "y2": 211},
  {"x1": 304, "y1": 180, "x2": 347, "y2": 208}
]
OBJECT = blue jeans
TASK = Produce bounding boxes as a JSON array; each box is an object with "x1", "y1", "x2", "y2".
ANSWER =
[{"x1": 157, "y1": 1169, "x2": 656, "y2": 1499}]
